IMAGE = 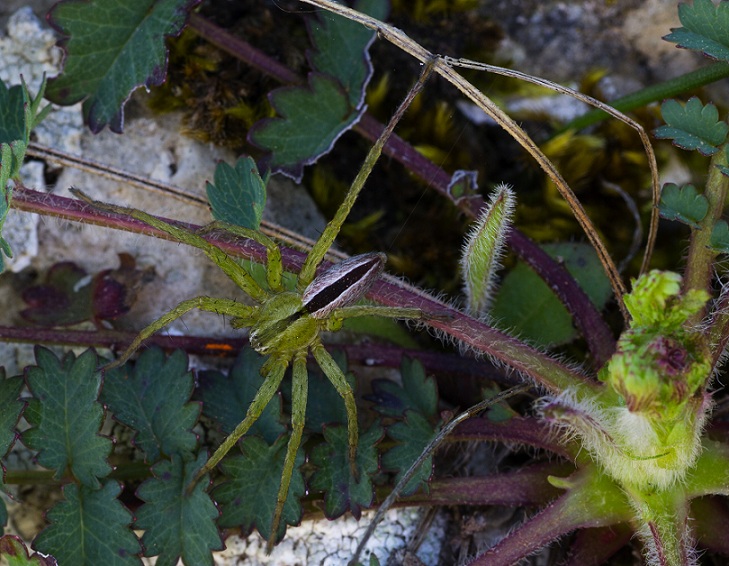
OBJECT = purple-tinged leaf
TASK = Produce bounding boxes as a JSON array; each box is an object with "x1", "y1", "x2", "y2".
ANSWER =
[
  {"x1": 0, "y1": 534, "x2": 58, "y2": 566},
  {"x1": 46, "y1": 0, "x2": 201, "y2": 133}
]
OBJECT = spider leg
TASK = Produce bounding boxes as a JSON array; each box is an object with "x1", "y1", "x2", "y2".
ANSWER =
[
  {"x1": 197, "y1": 221, "x2": 284, "y2": 293},
  {"x1": 268, "y1": 351, "x2": 308, "y2": 552},
  {"x1": 190, "y1": 355, "x2": 289, "y2": 488},
  {"x1": 71, "y1": 189, "x2": 269, "y2": 303},
  {"x1": 106, "y1": 296, "x2": 255, "y2": 370},
  {"x1": 311, "y1": 342, "x2": 359, "y2": 479}
]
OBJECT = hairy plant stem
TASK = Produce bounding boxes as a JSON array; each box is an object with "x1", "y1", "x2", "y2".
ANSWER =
[{"x1": 684, "y1": 150, "x2": 729, "y2": 324}]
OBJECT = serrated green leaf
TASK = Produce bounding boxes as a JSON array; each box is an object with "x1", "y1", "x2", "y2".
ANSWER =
[
  {"x1": 206, "y1": 156, "x2": 267, "y2": 230},
  {"x1": 368, "y1": 357, "x2": 437, "y2": 418},
  {"x1": 658, "y1": 183, "x2": 709, "y2": 227},
  {"x1": 491, "y1": 242, "x2": 612, "y2": 348},
  {"x1": 654, "y1": 97, "x2": 728, "y2": 155},
  {"x1": 711, "y1": 219, "x2": 729, "y2": 253},
  {"x1": 664, "y1": 0, "x2": 729, "y2": 62},
  {"x1": 381, "y1": 411, "x2": 437, "y2": 496},
  {"x1": 0, "y1": 534, "x2": 57, "y2": 566},
  {"x1": 22, "y1": 348, "x2": 111, "y2": 488},
  {"x1": 249, "y1": 73, "x2": 363, "y2": 181},
  {"x1": 100, "y1": 348, "x2": 198, "y2": 462},
  {"x1": 309, "y1": 424, "x2": 382, "y2": 519},
  {"x1": 32, "y1": 482, "x2": 141, "y2": 565},
  {"x1": 0, "y1": 372, "x2": 24, "y2": 459},
  {"x1": 135, "y1": 453, "x2": 222, "y2": 566},
  {"x1": 214, "y1": 435, "x2": 304, "y2": 544},
  {"x1": 46, "y1": 0, "x2": 199, "y2": 133},
  {"x1": 196, "y1": 348, "x2": 284, "y2": 445},
  {"x1": 307, "y1": 0, "x2": 387, "y2": 107}
]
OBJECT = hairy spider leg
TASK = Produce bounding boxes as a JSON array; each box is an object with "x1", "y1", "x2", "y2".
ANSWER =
[
  {"x1": 268, "y1": 350, "x2": 308, "y2": 551},
  {"x1": 193, "y1": 356, "x2": 289, "y2": 487},
  {"x1": 108, "y1": 296, "x2": 256, "y2": 369},
  {"x1": 71, "y1": 188, "x2": 271, "y2": 304},
  {"x1": 196, "y1": 220, "x2": 284, "y2": 293}
]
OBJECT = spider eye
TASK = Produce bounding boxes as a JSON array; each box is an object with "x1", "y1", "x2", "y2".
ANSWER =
[{"x1": 303, "y1": 252, "x2": 385, "y2": 319}]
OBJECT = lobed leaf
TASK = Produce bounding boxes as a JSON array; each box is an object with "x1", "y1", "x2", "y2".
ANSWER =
[
  {"x1": 658, "y1": 183, "x2": 709, "y2": 228},
  {"x1": 46, "y1": 0, "x2": 200, "y2": 133},
  {"x1": 381, "y1": 411, "x2": 438, "y2": 496},
  {"x1": 248, "y1": 0, "x2": 386, "y2": 180},
  {"x1": 654, "y1": 97, "x2": 728, "y2": 155},
  {"x1": 367, "y1": 357, "x2": 437, "y2": 419},
  {"x1": 664, "y1": 0, "x2": 729, "y2": 62},
  {"x1": 101, "y1": 348, "x2": 198, "y2": 462},
  {"x1": 309, "y1": 424, "x2": 382, "y2": 519},
  {"x1": 249, "y1": 73, "x2": 364, "y2": 181},
  {"x1": 32, "y1": 482, "x2": 141, "y2": 565},
  {"x1": 206, "y1": 156, "x2": 268, "y2": 230},
  {"x1": 22, "y1": 348, "x2": 111, "y2": 488},
  {"x1": 135, "y1": 453, "x2": 222, "y2": 566},
  {"x1": 214, "y1": 435, "x2": 304, "y2": 544},
  {"x1": 0, "y1": 372, "x2": 25, "y2": 460},
  {"x1": 307, "y1": 0, "x2": 388, "y2": 108},
  {"x1": 0, "y1": 371, "x2": 26, "y2": 496},
  {"x1": 0, "y1": 534, "x2": 57, "y2": 566},
  {"x1": 196, "y1": 348, "x2": 284, "y2": 445}
]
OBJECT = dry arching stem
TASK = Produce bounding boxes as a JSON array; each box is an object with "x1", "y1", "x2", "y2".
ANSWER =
[{"x1": 297, "y1": 0, "x2": 663, "y2": 323}]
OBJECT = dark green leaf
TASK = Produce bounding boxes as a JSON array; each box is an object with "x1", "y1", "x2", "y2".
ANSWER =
[
  {"x1": 101, "y1": 348, "x2": 198, "y2": 462},
  {"x1": 22, "y1": 347, "x2": 111, "y2": 488},
  {"x1": 367, "y1": 357, "x2": 437, "y2": 419},
  {"x1": 214, "y1": 435, "x2": 304, "y2": 544},
  {"x1": 658, "y1": 183, "x2": 709, "y2": 227},
  {"x1": 196, "y1": 348, "x2": 284, "y2": 445},
  {"x1": 0, "y1": 534, "x2": 57, "y2": 565},
  {"x1": 381, "y1": 411, "x2": 437, "y2": 496},
  {"x1": 135, "y1": 453, "x2": 222, "y2": 566},
  {"x1": 711, "y1": 219, "x2": 729, "y2": 253},
  {"x1": 307, "y1": 0, "x2": 387, "y2": 107},
  {"x1": 249, "y1": 73, "x2": 363, "y2": 181},
  {"x1": 654, "y1": 97, "x2": 728, "y2": 155},
  {"x1": 46, "y1": 0, "x2": 199, "y2": 133},
  {"x1": 0, "y1": 372, "x2": 24, "y2": 459},
  {"x1": 0, "y1": 82, "x2": 25, "y2": 144},
  {"x1": 206, "y1": 156, "x2": 267, "y2": 230},
  {"x1": 491, "y1": 242, "x2": 612, "y2": 347},
  {"x1": 664, "y1": 0, "x2": 729, "y2": 62},
  {"x1": 309, "y1": 424, "x2": 382, "y2": 519},
  {"x1": 32, "y1": 482, "x2": 141, "y2": 565}
]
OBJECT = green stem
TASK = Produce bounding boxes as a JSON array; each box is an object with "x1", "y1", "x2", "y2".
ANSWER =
[
  {"x1": 559, "y1": 62, "x2": 729, "y2": 133},
  {"x1": 626, "y1": 486, "x2": 692, "y2": 566},
  {"x1": 683, "y1": 150, "x2": 729, "y2": 322}
]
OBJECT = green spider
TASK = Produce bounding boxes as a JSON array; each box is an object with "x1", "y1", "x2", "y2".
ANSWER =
[{"x1": 69, "y1": 63, "x2": 436, "y2": 548}]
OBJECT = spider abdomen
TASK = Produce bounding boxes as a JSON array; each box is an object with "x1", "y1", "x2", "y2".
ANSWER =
[{"x1": 303, "y1": 252, "x2": 385, "y2": 319}]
